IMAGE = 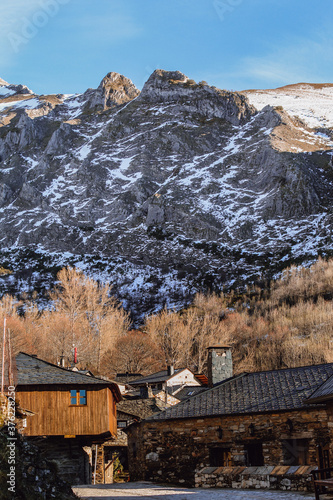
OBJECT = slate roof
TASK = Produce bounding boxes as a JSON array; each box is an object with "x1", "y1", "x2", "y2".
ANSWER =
[
  {"x1": 129, "y1": 369, "x2": 185, "y2": 386},
  {"x1": 173, "y1": 386, "x2": 207, "y2": 401},
  {"x1": 149, "y1": 363, "x2": 333, "y2": 421},
  {"x1": 15, "y1": 352, "x2": 118, "y2": 388},
  {"x1": 117, "y1": 398, "x2": 167, "y2": 420},
  {"x1": 113, "y1": 373, "x2": 143, "y2": 384},
  {"x1": 306, "y1": 374, "x2": 333, "y2": 403}
]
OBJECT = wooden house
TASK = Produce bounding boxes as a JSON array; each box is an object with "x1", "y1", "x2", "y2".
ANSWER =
[{"x1": 13, "y1": 352, "x2": 121, "y2": 484}]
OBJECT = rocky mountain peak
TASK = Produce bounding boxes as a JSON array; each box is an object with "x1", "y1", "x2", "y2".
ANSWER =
[
  {"x1": 85, "y1": 71, "x2": 140, "y2": 111},
  {"x1": 142, "y1": 69, "x2": 188, "y2": 88},
  {"x1": 0, "y1": 78, "x2": 9, "y2": 86},
  {"x1": 7, "y1": 83, "x2": 34, "y2": 96},
  {"x1": 139, "y1": 69, "x2": 256, "y2": 126}
]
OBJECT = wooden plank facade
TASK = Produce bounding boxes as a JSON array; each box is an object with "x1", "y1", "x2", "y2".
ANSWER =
[
  {"x1": 13, "y1": 353, "x2": 121, "y2": 440},
  {"x1": 17, "y1": 384, "x2": 117, "y2": 437},
  {"x1": 8, "y1": 352, "x2": 121, "y2": 484}
]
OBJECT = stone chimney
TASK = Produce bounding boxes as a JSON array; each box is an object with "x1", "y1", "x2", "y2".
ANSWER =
[
  {"x1": 207, "y1": 345, "x2": 233, "y2": 387},
  {"x1": 140, "y1": 384, "x2": 154, "y2": 399},
  {"x1": 167, "y1": 365, "x2": 174, "y2": 377}
]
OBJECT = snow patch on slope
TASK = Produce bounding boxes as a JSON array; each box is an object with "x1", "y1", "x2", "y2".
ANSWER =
[
  {"x1": 0, "y1": 97, "x2": 41, "y2": 112},
  {"x1": 243, "y1": 84, "x2": 333, "y2": 129}
]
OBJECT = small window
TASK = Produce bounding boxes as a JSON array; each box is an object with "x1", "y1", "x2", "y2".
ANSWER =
[
  {"x1": 245, "y1": 442, "x2": 264, "y2": 466},
  {"x1": 70, "y1": 389, "x2": 87, "y2": 406},
  {"x1": 210, "y1": 447, "x2": 231, "y2": 467},
  {"x1": 117, "y1": 420, "x2": 127, "y2": 428},
  {"x1": 79, "y1": 389, "x2": 86, "y2": 405},
  {"x1": 70, "y1": 389, "x2": 77, "y2": 405}
]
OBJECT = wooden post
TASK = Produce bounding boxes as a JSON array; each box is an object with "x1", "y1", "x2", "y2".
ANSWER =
[
  {"x1": 93, "y1": 444, "x2": 98, "y2": 484},
  {"x1": 7, "y1": 329, "x2": 13, "y2": 387},
  {"x1": 1, "y1": 318, "x2": 6, "y2": 394}
]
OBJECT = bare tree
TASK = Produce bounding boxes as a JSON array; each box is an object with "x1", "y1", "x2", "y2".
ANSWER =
[{"x1": 102, "y1": 331, "x2": 163, "y2": 376}]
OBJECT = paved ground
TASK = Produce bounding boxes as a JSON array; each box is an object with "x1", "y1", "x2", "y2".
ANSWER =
[{"x1": 73, "y1": 482, "x2": 314, "y2": 499}]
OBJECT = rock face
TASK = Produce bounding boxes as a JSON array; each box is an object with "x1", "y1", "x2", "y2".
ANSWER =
[
  {"x1": 0, "y1": 71, "x2": 332, "y2": 320},
  {"x1": 85, "y1": 71, "x2": 140, "y2": 110}
]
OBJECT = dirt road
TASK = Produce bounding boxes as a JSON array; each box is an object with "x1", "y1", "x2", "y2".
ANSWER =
[{"x1": 73, "y1": 481, "x2": 313, "y2": 499}]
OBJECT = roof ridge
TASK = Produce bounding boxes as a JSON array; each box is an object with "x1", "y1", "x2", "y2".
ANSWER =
[
  {"x1": 234, "y1": 362, "x2": 333, "y2": 377},
  {"x1": 145, "y1": 363, "x2": 333, "y2": 423},
  {"x1": 16, "y1": 352, "x2": 108, "y2": 384},
  {"x1": 147, "y1": 373, "x2": 247, "y2": 421},
  {"x1": 130, "y1": 367, "x2": 192, "y2": 384}
]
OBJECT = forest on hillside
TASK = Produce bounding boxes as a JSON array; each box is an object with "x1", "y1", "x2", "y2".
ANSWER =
[{"x1": 1, "y1": 258, "x2": 333, "y2": 378}]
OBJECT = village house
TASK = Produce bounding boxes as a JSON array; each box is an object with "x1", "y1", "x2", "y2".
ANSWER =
[
  {"x1": 13, "y1": 352, "x2": 121, "y2": 484},
  {"x1": 126, "y1": 345, "x2": 333, "y2": 493},
  {"x1": 112, "y1": 373, "x2": 144, "y2": 395},
  {"x1": 99, "y1": 367, "x2": 206, "y2": 479},
  {"x1": 103, "y1": 396, "x2": 168, "y2": 479},
  {"x1": 129, "y1": 366, "x2": 206, "y2": 404}
]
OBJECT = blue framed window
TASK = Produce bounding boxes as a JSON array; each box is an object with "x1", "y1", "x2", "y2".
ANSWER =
[
  {"x1": 70, "y1": 389, "x2": 87, "y2": 405},
  {"x1": 70, "y1": 389, "x2": 77, "y2": 405},
  {"x1": 79, "y1": 389, "x2": 86, "y2": 405}
]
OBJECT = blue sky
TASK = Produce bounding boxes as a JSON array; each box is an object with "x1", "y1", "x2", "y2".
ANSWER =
[{"x1": 1, "y1": 0, "x2": 333, "y2": 95}]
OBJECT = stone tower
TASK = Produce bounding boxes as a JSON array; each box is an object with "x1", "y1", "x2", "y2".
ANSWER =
[{"x1": 207, "y1": 345, "x2": 233, "y2": 387}]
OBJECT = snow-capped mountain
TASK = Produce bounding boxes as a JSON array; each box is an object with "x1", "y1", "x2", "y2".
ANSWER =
[{"x1": 0, "y1": 70, "x2": 332, "y2": 319}]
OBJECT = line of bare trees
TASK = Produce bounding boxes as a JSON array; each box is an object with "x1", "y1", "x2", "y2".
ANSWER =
[{"x1": 1, "y1": 257, "x2": 333, "y2": 378}]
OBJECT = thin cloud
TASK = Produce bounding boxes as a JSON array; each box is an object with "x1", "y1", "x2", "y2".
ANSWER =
[
  {"x1": 0, "y1": 0, "x2": 68, "y2": 67},
  {"x1": 0, "y1": 1, "x2": 45, "y2": 35},
  {"x1": 70, "y1": 13, "x2": 143, "y2": 43},
  {"x1": 235, "y1": 34, "x2": 333, "y2": 88}
]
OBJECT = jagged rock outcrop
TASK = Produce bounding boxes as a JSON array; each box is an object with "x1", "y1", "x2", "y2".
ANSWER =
[
  {"x1": 84, "y1": 72, "x2": 140, "y2": 110},
  {"x1": 139, "y1": 69, "x2": 255, "y2": 125},
  {"x1": 0, "y1": 71, "x2": 332, "y2": 320}
]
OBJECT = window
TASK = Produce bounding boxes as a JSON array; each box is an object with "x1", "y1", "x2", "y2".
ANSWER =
[
  {"x1": 282, "y1": 439, "x2": 309, "y2": 465},
  {"x1": 245, "y1": 442, "x2": 264, "y2": 466},
  {"x1": 210, "y1": 447, "x2": 232, "y2": 467},
  {"x1": 117, "y1": 420, "x2": 127, "y2": 428},
  {"x1": 70, "y1": 389, "x2": 87, "y2": 406}
]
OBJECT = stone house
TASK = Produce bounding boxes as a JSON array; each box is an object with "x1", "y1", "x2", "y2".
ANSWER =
[
  {"x1": 126, "y1": 345, "x2": 333, "y2": 492},
  {"x1": 103, "y1": 397, "x2": 168, "y2": 478},
  {"x1": 129, "y1": 366, "x2": 205, "y2": 404}
]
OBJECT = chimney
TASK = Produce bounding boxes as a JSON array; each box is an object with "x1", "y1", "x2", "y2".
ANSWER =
[
  {"x1": 140, "y1": 384, "x2": 154, "y2": 399},
  {"x1": 167, "y1": 364, "x2": 174, "y2": 377},
  {"x1": 207, "y1": 345, "x2": 233, "y2": 387}
]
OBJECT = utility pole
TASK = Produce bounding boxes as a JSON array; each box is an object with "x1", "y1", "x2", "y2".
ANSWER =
[
  {"x1": 1, "y1": 318, "x2": 6, "y2": 394},
  {"x1": 7, "y1": 328, "x2": 13, "y2": 387}
]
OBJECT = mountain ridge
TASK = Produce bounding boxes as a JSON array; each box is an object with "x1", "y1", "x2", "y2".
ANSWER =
[{"x1": 0, "y1": 70, "x2": 332, "y2": 321}]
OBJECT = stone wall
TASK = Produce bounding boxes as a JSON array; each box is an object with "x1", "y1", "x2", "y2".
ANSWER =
[
  {"x1": 0, "y1": 427, "x2": 77, "y2": 499},
  {"x1": 195, "y1": 465, "x2": 316, "y2": 491},
  {"x1": 127, "y1": 407, "x2": 331, "y2": 488},
  {"x1": 30, "y1": 436, "x2": 91, "y2": 485}
]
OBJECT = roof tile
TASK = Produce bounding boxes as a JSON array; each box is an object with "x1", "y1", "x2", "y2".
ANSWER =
[{"x1": 149, "y1": 363, "x2": 333, "y2": 421}]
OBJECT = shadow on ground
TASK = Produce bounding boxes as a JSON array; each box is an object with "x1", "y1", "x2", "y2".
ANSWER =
[{"x1": 73, "y1": 481, "x2": 314, "y2": 500}]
